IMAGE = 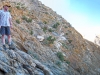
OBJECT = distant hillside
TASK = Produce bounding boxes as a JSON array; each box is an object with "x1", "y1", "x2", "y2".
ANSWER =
[{"x1": 0, "y1": 0, "x2": 100, "y2": 75}]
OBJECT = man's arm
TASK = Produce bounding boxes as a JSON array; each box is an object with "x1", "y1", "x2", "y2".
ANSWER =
[
  {"x1": 0, "y1": 15, "x2": 1, "y2": 28},
  {"x1": 9, "y1": 18, "x2": 12, "y2": 25},
  {"x1": 9, "y1": 18, "x2": 12, "y2": 28},
  {"x1": 9, "y1": 12, "x2": 12, "y2": 28}
]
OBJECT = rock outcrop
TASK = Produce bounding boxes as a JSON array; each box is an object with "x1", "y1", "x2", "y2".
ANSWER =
[
  {"x1": 94, "y1": 35, "x2": 100, "y2": 46},
  {"x1": 0, "y1": 0, "x2": 100, "y2": 75},
  {"x1": 0, "y1": 39, "x2": 53, "y2": 75}
]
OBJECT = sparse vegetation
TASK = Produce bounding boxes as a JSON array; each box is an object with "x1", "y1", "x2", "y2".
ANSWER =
[
  {"x1": 57, "y1": 52, "x2": 64, "y2": 62},
  {"x1": 68, "y1": 40, "x2": 72, "y2": 43},
  {"x1": 52, "y1": 22, "x2": 60, "y2": 28},
  {"x1": 55, "y1": 61, "x2": 61, "y2": 66},
  {"x1": 65, "y1": 60, "x2": 70, "y2": 64},
  {"x1": 43, "y1": 36, "x2": 56, "y2": 45},
  {"x1": 26, "y1": 18, "x2": 32, "y2": 23},
  {"x1": 16, "y1": 6, "x2": 20, "y2": 9},
  {"x1": 21, "y1": 6, "x2": 25, "y2": 9},
  {"x1": 62, "y1": 43, "x2": 68, "y2": 49},
  {"x1": 22, "y1": 16, "x2": 32, "y2": 23},
  {"x1": 22, "y1": 15, "x2": 27, "y2": 20},
  {"x1": 48, "y1": 28, "x2": 54, "y2": 32},
  {"x1": 65, "y1": 33, "x2": 68, "y2": 35},
  {"x1": 16, "y1": 19, "x2": 20, "y2": 24},
  {"x1": 43, "y1": 21, "x2": 47, "y2": 24},
  {"x1": 9, "y1": 9, "x2": 11, "y2": 12},
  {"x1": 17, "y1": 2, "x2": 21, "y2": 5},
  {"x1": 21, "y1": 3, "x2": 25, "y2": 6},
  {"x1": 43, "y1": 27, "x2": 47, "y2": 33},
  {"x1": 65, "y1": 26, "x2": 68, "y2": 28},
  {"x1": 16, "y1": 2, "x2": 25, "y2": 10},
  {"x1": 45, "y1": 12, "x2": 48, "y2": 14},
  {"x1": 46, "y1": 36, "x2": 56, "y2": 44},
  {"x1": 30, "y1": 30, "x2": 33, "y2": 35}
]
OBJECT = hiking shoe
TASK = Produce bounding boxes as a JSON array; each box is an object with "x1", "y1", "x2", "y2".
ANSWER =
[
  {"x1": 9, "y1": 44, "x2": 15, "y2": 50},
  {"x1": 3, "y1": 45, "x2": 7, "y2": 50}
]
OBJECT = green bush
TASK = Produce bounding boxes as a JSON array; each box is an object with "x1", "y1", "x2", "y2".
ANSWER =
[
  {"x1": 68, "y1": 40, "x2": 72, "y2": 43},
  {"x1": 55, "y1": 61, "x2": 61, "y2": 66},
  {"x1": 16, "y1": 19, "x2": 20, "y2": 24},
  {"x1": 30, "y1": 30, "x2": 33, "y2": 35},
  {"x1": 27, "y1": 18, "x2": 32, "y2": 23},
  {"x1": 22, "y1": 16, "x2": 27, "y2": 20},
  {"x1": 65, "y1": 33, "x2": 68, "y2": 35},
  {"x1": 22, "y1": 16, "x2": 32, "y2": 23},
  {"x1": 57, "y1": 52, "x2": 64, "y2": 62},
  {"x1": 17, "y1": 2, "x2": 21, "y2": 5},
  {"x1": 43, "y1": 27, "x2": 47, "y2": 33},
  {"x1": 21, "y1": 6, "x2": 25, "y2": 9},
  {"x1": 48, "y1": 28, "x2": 54, "y2": 32},
  {"x1": 52, "y1": 22, "x2": 60, "y2": 28},
  {"x1": 42, "y1": 39, "x2": 48, "y2": 45},
  {"x1": 65, "y1": 26, "x2": 68, "y2": 28},
  {"x1": 45, "y1": 12, "x2": 48, "y2": 14},
  {"x1": 16, "y1": 6, "x2": 20, "y2": 9},
  {"x1": 65, "y1": 60, "x2": 70, "y2": 64},
  {"x1": 21, "y1": 3, "x2": 25, "y2": 6},
  {"x1": 46, "y1": 36, "x2": 56, "y2": 44},
  {"x1": 62, "y1": 43, "x2": 68, "y2": 49},
  {"x1": 9, "y1": 10, "x2": 11, "y2": 12},
  {"x1": 43, "y1": 36, "x2": 56, "y2": 45},
  {"x1": 43, "y1": 21, "x2": 47, "y2": 24}
]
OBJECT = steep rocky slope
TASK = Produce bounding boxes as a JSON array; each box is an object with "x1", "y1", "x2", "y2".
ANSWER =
[
  {"x1": 0, "y1": 0, "x2": 100, "y2": 75},
  {"x1": 0, "y1": 36, "x2": 53, "y2": 75}
]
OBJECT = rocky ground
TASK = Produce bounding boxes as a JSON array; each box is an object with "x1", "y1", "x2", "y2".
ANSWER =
[
  {"x1": 0, "y1": 0, "x2": 100, "y2": 75},
  {"x1": 0, "y1": 36, "x2": 53, "y2": 75}
]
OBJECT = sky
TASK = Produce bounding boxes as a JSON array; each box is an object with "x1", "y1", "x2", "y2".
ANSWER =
[{"x1": 39, "y1": 0, "x2": 100, "y2": 42}]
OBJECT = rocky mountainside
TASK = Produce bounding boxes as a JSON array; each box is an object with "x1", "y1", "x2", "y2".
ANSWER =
[{"x1": 0, "y1": 0, "x2": 100, "y2": 75}]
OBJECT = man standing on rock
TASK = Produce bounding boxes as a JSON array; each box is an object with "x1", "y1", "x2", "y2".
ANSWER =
[{"x1": 0, "y1": 3, "x2": 13, "y2": 50}]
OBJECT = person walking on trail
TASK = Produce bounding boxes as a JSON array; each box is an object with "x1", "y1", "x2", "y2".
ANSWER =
[{"x1": 0, "y1": 3, "x2": 13, "y2": 50}]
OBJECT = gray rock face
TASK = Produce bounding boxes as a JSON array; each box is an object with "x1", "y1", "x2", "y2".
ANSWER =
[{"x1": 0, "y1": 39, "x2": 53, "y2": 75}]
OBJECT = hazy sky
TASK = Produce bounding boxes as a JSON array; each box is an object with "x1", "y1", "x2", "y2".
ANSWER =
[{"x1": 39, "y1": 0, "x2": 100, "y2": 42}]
